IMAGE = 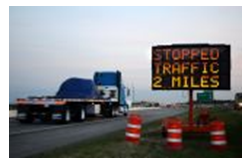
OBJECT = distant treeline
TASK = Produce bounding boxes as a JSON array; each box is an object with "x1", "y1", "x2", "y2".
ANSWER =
[{"x1": 132, "y1": 101, "x2": 160, "y2": 107}]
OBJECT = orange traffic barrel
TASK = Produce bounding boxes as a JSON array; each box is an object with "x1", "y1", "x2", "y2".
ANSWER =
[
  {"x1": 210, "y1": 120, "x2": 227, "y2": 150},
  {"x1": 125, "y1": 114, "x2": 142, "y2": 144},
  {"x1": 166, "y1": 117, "x2": 183, "y2": 150}
]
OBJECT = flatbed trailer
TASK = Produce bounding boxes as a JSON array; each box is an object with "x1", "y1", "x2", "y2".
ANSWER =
[
  {"x1": 16, "y1": 97, "x2": 122, "y2": 123},
  {"x1": 16, "y1": 70, "x2": 131, "y2": 123}
]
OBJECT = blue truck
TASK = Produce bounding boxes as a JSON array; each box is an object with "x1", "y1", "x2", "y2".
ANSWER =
[{"x1": 16, "y1": 71, "x2": 131, "y2": 123}]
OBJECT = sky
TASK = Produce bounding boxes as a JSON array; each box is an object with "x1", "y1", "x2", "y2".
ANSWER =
[{"x1": 9, "y1": 6, "x2": 242, "y2": 104}]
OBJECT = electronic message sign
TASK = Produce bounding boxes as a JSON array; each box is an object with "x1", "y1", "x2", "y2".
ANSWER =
[{"x1": 152, "y1": 44, "x2": 230, "y2": 90}]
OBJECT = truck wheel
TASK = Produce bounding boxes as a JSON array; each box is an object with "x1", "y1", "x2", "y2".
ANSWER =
[
  {"x1": 107, "y1": 108, "x2": 114, "y2": 118},
  {"x1": 40, "y1": 112, "x2": 51, "y2": 122},
  {"x1": 123, "y1": 106, "x2": 129, "y2": 116},
  {"x1": 18, "y1": 112, "x2": 33, "y2": 123},
  {"x1": 112, "y1": 108, "x2": 118, "y2": 117},
  {"x1": 64, "y1": 109, "x2": 71, "y2": 123},
  {"x1": 103, "y1": 108, "x2": 111, "y2": 118},
  {"x1": 19, "y1": 116, "x2": 33, "y2": 123},
  {"x1": 81, "y1": 108, "x2": 86, "y2": 121}
]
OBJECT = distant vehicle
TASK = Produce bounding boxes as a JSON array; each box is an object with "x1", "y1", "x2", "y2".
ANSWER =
[
  {"x1": 16, "y1": 71, "x2": 132, "y2": 123},
  {"x1": 234, "y1": 93, "x2": 242, "y2": 110}
]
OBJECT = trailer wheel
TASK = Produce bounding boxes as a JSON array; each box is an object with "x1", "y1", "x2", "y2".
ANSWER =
[
  {"x1": 81, "y1": 108, "x2": 86, "y2": 121},
  {"x1": 113, "y1": 108, "x2": 118, "y2": 117},
  {"x1": 18, "y1": 112, "x2": 33, "y2": 123},
  {"x1": 108, "y1": 107, "x2": 115, "y2": 117},
  {"x1": 19, "y1": 116, "x2": 33, "y2": 123},
  {"x1": 64, "y1": 109, "x2": 71, "y2": 123},
  {"x1": 40, "y1": 112, "x2": 51, "y2": 122},
  {"x1": 103, "y1": 107, "x2": 112, "y2": 118}
]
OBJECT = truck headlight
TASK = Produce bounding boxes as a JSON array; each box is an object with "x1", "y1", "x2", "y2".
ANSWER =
[{"x1": 239, "y1": 102, "x2": 242, "y2": 107}]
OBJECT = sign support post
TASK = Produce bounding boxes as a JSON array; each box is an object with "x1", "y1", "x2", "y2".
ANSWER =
[{"x1": 189, "y1": 89, "x2": 194, "y2": 127}]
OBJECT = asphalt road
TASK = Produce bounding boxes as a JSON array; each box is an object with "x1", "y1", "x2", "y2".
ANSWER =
[{"x1": 9, "y1": 108, "x2": 186, "y2": 158}]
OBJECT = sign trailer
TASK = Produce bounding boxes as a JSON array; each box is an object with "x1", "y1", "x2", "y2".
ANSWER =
[{"x1": 152, "y1": 44, "x2": 231, "y2": 131}]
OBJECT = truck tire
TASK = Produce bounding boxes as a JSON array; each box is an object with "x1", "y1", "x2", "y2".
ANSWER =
[
  {"x1": 65, "y1": 109, "x2": 71, "y2": 123},
  {"x1": 71, "y1": 106, "x2": 86, "y2": 122},
  {"x1": 18, "y1": 113, "x2": 33, "y2": 123},
  {"x1": 104, "y1": 107, "x2": 114, "y2": 118},
  {"x1": 80, "y1": 108, "x2": 86, "y2": 121},
  {"x1": 40, "y1": 112, "x2": 51, "y2": 122},
  {"x1": 19, "y1": 119, "x2": 33, "y2": 123},
  {"x1": 74, "y1": 107, "x2": 86, "y2": 121},
  {"x1": 112, "y1": 108, "x2": 118, "y2": 117},
  {"x1": 56, "y1": 109, "x2": 71, "y2": 124}
]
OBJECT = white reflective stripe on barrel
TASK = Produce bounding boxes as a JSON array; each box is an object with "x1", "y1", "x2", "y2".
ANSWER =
[
  {"x1": 167, "y1": 129, "x2": 182, "y2": 133},
  {"x1": 125, "y1": 132, "x2": 140, "y2": 138},
  {"x1": 167, "y1": 138, "x2": 182, "y2": 143},
  {"x1": 211, "y1": 140, "x2": 227, "y2": 145},
  {"x1": 127, "y1": 123, "x2": 141, "y2": 129},
  {"x1": 210, "y1": 131, "x2": 225, "y2": 135}
]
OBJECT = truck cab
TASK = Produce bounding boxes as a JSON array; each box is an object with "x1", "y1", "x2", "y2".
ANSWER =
[{"x1": 94, "y1": 71, "x2": 131, "y2": 115}]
